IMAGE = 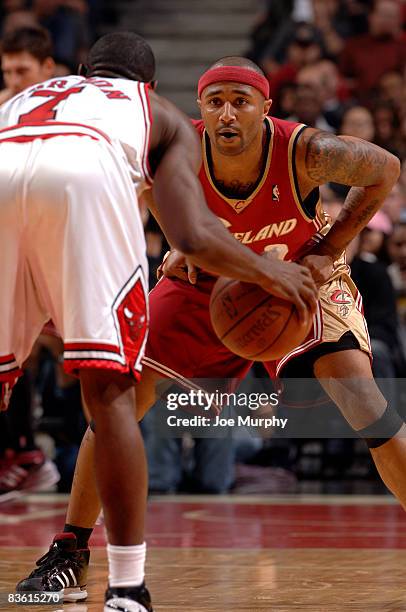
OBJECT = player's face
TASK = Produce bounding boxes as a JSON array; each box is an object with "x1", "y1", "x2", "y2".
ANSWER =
[
  {"x1": 388, "y1": 226, "x2": 406, "y2": 271},
  {"x1": 1, "y1": 51, "x2": 54, "y2": 95},
  {"x1": 198, "y1": 82, "x2": 272, "y2": 156}
]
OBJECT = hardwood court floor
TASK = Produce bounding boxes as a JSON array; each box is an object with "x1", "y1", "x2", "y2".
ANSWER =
[{"x1": 1, "y1": 494, "x2": 406, "y2": 611}]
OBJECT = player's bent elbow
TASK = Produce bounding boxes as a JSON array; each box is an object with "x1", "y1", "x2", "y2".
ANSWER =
[
  {"x1": 170, "y1": 231, "x2": 206, "y2": 257},
  {"x1": 385, "y1": 153, "x2": 401, "y2": 184},
  {"x1": 171, "y1": 223, "x2": 223, "y2": 257}
]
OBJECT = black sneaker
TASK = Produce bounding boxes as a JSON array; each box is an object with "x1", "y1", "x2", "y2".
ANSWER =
[
  {"x1": 16, "y1": 533, "x2": 89, "y2": 601},
  {"x1": 104, "y1": 583, "x2": 153, "y2": 611}
]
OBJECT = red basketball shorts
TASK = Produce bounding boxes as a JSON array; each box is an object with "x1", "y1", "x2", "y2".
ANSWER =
[{"x1": 143, "y1": 272, "x2": 370, "y2": 386}]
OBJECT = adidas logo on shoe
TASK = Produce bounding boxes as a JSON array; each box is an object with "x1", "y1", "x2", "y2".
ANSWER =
[{"x1": 16, "y1": 533, "x2": 89, "y2": 602}]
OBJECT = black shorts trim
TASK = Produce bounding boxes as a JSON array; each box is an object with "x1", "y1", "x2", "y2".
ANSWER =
[{"x1": 281, "y1": 331, "x2": 360, "y2": 379}]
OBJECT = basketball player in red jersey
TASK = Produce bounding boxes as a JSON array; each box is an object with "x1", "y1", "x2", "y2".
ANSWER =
[
  {"x1": 17, "y1": 57, "x2": 404, "y2": 605},
  {"x1": 1, "y1": 39, "x2": 320, "y2": 612}
]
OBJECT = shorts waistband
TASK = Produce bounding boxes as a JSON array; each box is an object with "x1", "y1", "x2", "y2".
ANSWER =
[{"x1": 0, "y1": 121, "x2": 111, "y2": 144}]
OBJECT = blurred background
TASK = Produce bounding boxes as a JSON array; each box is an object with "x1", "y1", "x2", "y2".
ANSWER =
[{"x1": 0, "y1": 0, "x2": 406, "y2": 501}]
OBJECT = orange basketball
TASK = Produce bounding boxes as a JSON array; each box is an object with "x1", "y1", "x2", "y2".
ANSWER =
[{"x1": 209, "y1": 277, "x2": 312, "y2": 361}]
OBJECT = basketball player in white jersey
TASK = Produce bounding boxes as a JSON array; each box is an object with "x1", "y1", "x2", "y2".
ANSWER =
[{"x1": 0, "y1": 32, "x2": 317, "y2": 611}]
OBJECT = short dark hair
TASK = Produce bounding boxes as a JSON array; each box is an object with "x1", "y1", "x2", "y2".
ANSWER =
[
  {"x1": 210, "y1": 56, "x2": 265, "y2": 77},
  {"x1": 86, "y1": 32, "x2": 155, "y2": 82},
  {"x1": 1, "y1": 26, "x2": 53, "y2": 62}
]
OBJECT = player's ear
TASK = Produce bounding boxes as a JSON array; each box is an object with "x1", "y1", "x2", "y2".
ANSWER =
[
  {"x1": 196, "y1": 98, "x2": 202, "y2": 109},
  {"x1": 78, "y1": 63, "x2": 89, "y2": 77},
  {"x1": 263, "y1": 98, "x2": 272, "y2": 117},
  {"x1": 43, "y1": 57, "x2": 55, "y2": 77},
  {"x1": 150, "y1": 80, "x2": 158, "y2": 91}
]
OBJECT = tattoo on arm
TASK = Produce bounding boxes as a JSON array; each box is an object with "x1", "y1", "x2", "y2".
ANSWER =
[
  {"x1": 335, "y1": 188, "x2": 380, "y2": 228},
  {"x1": 305, "y1": 132, "x2": 388, "y2": 186},
  {"x1": 353, "y1": 201, "x2": 379, "y2": 230}
]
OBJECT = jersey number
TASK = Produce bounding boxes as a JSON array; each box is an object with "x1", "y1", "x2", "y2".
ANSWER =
[{"x1": 18, "y1": 86, "x2": 84, "y2": 124}]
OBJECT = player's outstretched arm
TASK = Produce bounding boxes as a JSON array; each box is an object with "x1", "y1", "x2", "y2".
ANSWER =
[{"x1": 297, "y1": 129, "x2": 400, "y2": 260}]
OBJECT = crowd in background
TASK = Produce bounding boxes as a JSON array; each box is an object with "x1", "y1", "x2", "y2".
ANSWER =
[{"x1": 0, "y1": 0, "x2": 406, "y2": 500}]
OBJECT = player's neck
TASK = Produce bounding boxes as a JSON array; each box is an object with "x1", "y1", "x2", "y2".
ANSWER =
[{"x1": 211, "y1": 124, "x2": 267, "y2": 189}]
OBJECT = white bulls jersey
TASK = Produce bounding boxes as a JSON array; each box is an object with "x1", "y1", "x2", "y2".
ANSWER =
[{"x1": 0, "y1": 74, "x2": 153, "y2": 195}]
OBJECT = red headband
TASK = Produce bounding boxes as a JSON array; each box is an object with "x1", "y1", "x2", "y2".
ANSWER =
[{"x1": 198, "y1": 66, "x2": 270, "y2": 99}]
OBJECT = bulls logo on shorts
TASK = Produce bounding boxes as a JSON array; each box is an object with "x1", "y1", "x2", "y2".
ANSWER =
[
  {"x1": 114, "y1": 269, "x2": 149, "y2": 377},
  {"x1": 330, "y1": 289, "x2": 353, "y2": 319}
]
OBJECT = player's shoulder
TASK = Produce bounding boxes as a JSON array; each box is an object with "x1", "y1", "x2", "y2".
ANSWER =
[{"x1": 269, "y1": 115, "x2": 304, "y2": 136}]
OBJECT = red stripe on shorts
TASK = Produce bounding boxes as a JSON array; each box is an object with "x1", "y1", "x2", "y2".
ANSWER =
[{"x1": 64, "y1": 342, "x2": 121, "y2": 354}]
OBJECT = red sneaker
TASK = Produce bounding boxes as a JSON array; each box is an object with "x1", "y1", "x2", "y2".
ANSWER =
[{"x1": 0, "y1": 449, "x2": 60, "y2": 502}]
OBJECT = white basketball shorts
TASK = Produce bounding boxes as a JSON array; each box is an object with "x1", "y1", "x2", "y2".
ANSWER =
[{"x1": 0, "y1": 122, "x2": 149, "y2": 393}]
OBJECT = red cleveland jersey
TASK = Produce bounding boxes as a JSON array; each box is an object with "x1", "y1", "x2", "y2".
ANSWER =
[{"x1": 194, "y1": 116, "x2": 329, "y2": 262}]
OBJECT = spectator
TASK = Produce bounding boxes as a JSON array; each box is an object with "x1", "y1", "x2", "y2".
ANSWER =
[
  {"x1": 387, "y1": 221, "x2": 406, "y2": 357},
  {"x1": 142, "y1": 399, "x2": 235, "y2": 494},
  {"x1": 351, "y1": 232, "x2": 403, "y2": 394},
  {"x1": 288, "y1": 83, "x2": 335, "y2": 130},
  {"x1": 388, "y1": 221, "x2": 406, "y2": 289},
  {"x1": 358, "y1": 211, "x2": 392, "y2": 257},
  {"x1": 312, "y1": 0, "x2": 345, "y2": 58},
  {"x1": 334, "y1": 0, "x2": 372, "y2": 38},
  {"x1": 339, "y1": 0, "x2": 406, "y2": 103},
  {"x1": 247, "y1": 0, "x2": 295, "y2": 63},
  {"x1": 399, "y1": 114, "x2": 406, "y2": 161},
  {"x1": 1, "y1": 11, "x2": 40, "y2": 36},
  {"x1": 399, "y1": 159, "x2": 406, "y2": 200},
  {"x1": 0, "y1": 0, "x2": 27, "y2": 25},
  {"x1": 37, "y1": 337, "x2": 86, "y2": 493},
  {"x1": 372, "y1": 101, "x2": 403, "y2": 157},
  {"x1": 271, "y1": 82, "x2": 297, "y2": 119},
  {"x1": 296, "y1": 60, "x2": 346, "y2": 129},
  {"x1": 262, "y1": 18, "x2": 324, "y2": 66},
  {"x1": 340, "y1": 105, "x2": 375, "y2": 141},
  {"x1": 0, "y1": 350, "x2": 61, "y2": 501},
  {"x1": 32, "y1": 0, "x2": 90, "y2": 66},
  {"x1": 263, "y1": 22, "x2": 325, "y2": 100},
  {"x1": 0, "y1": 26, "x2": 55, "y2": 105},
  {"x1": 378, "y1": 71, "x2": 405, "y2": 116},
  {"x1": 381, "y1": 183, "x2": 405, "y2": 224},
  {"x1": 319, "y1": 182, "x2": 345, "y2": 221}
]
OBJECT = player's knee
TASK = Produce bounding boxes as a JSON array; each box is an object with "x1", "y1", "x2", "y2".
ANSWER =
[
  {"x1": 331, "y1": 377, "x2": 388, "y2": 430},
  {"x1": 356, "y1": 403, "x2": 404, "y2": 448},
  {"x1": 80, "y1": 369, "x2": 134, "y2": 415}
]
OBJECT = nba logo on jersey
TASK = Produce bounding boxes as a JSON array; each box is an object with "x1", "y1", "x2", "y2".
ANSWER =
[{"x1": 272, "y1": 185, "x2": 280, "y2": 201}]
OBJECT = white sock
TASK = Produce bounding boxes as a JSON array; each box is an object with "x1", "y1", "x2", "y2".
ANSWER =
[{"x1": 107, "y1": 542, "x2": 146, "y2": 588}]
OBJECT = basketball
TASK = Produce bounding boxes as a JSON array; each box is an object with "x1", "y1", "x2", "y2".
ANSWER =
[{"x1": 209, "y1": 277, "x2": 313, "y2": 361}]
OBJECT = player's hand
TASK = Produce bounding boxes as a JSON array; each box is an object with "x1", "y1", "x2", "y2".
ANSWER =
[
  {"x1": 299, "y1": 254, "x2": 334, "y2": 288},
  {"x1": 157, "y1": 249, "x2": 198, "y2": 284},
  {"x1": 261, "y1": 253, "x2": 318, "y2": 324}
]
